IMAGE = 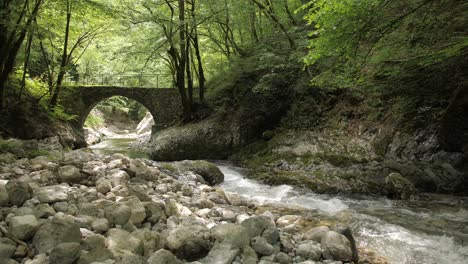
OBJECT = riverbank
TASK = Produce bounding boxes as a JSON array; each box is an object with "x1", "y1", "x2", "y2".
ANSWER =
[
  {"x1": 1, "y1": 137, "x2": 468, "y2": 263},
  {"x1": 1, "y1": 139, "x2": 372, "y2": 264}
]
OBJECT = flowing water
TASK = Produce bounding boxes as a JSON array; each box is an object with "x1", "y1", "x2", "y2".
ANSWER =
[
  {"x1": 91, "y1": 137, "x2": 468, "y2": 264},
  {"x1": 219, "y1": 164, "x2": 468, "y2": 264},
  {"x1": 88, "y1": 134, "x2": 150, "y2": 159}
]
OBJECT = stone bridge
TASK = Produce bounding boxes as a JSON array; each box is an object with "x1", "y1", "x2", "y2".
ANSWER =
[{"x1": 61, "y1": 86, "x2": 182, "y2": 131}]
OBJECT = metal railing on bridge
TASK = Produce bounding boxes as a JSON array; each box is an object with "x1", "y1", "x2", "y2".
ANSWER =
[{"x1": 64, "y1": 73, "x2": 175, "y2": 88}]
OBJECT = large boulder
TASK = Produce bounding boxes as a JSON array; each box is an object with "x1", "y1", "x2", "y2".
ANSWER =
[
  {"x1": 33, "y1": 221, "x2": 81, "y2": 253},
  {"x1": 5, "y1": 179, "x2": 32, "y2": 206},
  {"x1": 321, "y1": 231, "x2": 353, "y2": 262},
  {"x1": 9, "y1": 215, "x2": 40, "y2": 240},
  {"x1": 166, "y1": 224, "x2": 211, "y2": 261},
  {"x1": 57, "y1": 165, "x2": 82, "y2": 183},
  {"x1": 149, "y1": 116, "x2": 241, "y2": 161},
  {"x1": 34, "y1": 185, "x2": 69, "y2": 203}
]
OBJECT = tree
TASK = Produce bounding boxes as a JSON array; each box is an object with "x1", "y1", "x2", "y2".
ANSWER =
[{"x1": 0, "y1": 0, "x2": 45, "y2": 110}]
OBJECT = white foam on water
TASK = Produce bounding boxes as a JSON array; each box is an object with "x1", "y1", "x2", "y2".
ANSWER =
[{"x1": 217, "y1": 163, "x2": 468, "y2": 264}]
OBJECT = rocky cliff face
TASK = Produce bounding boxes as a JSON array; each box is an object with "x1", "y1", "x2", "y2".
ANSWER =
[{"x1": 148, "y1": 88, "x2": 467, "y2": 197}]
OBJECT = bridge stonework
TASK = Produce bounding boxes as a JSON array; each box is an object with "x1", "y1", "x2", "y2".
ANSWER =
[{"x1": 61, "y1": 86, "x2": 182, "y2": 132}]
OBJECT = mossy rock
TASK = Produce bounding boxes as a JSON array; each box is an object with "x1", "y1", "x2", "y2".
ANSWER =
[
  {"x1": 184, "y1": 160, "x2": 224, "y2": 186},
  {"x1": 385, "y1": 172, "x2": 417, "y2": 199}
]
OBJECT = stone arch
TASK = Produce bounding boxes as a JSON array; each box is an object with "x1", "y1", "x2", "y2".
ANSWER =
[
  {"x1": 80, "y1": 95, "x2": 156, "y2": 129},
  {"x1": 61, "y1": 86, "x2": 182, "y2": 133}
]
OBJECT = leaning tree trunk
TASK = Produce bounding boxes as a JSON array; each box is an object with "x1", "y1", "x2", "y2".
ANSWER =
[{"x1": 50, "y1": 0, "x2": 72, "y2": 108}]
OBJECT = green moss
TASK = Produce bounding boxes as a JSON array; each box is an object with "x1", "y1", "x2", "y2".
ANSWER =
[
  {"x1": 84, "y1": 114, "x2": 104, "y2": 128},
  {"x1": 0, "y1": 138, "x2": 22, "y2": 153},
  {"x1": 24, "y1": 149, "x2": 51, "y2": 159},
  {"x1": 160, "y1": 163, "x2": 177, "y2": 172}
]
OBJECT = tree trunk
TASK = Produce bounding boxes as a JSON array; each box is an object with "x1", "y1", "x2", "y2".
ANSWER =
[
  {"x1": 0, "y1": 0, "x2": 43, "y2": 111},
  {"x1": 190, "y1": 0, "x2": 205, "y2": 101},
  {"x1": 177, "y1": 0, "x2": 190, "y2": 121},
  {"x1": 283, "y1": 0, "x2": 297, "y2": 26},
  {"x1": 251, "y1": 0, "x2": 295, "y2": 49},
  {"x1": 186, "y1": 24, "x2": 193, "y2": 105},
  {"x1": 50, "y1": 0, "x2": 72, "y2": 108},
  {"x1": 250, "y1": 1, "x2": 259, "y2": 42},
  {"x1": 19, "y1": 25, "x2": 34, "y2": 100}
]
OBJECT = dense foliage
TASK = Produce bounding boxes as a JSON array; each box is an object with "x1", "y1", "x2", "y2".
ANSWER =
[{"x1": 302, "y1": 0, "x2": 468, "y2": 89}]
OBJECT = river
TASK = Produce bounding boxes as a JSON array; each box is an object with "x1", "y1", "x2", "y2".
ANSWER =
[{"x1": 89, "y1": 136, "x2": 468, "y2": 264}]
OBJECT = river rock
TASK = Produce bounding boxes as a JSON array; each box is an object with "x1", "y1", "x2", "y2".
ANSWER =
[
  {"x1": 34, "y1": 185, "x2": 69, "y2": 203},
  {"x1": 92, "y1": 218, "x2": 110, "y2": 233},
  {"x1": 96, "y1": 178, "x2": 112, "y2": 194},
  {"x1": 275, "y1": 252, "x2": 290, "y2": 264},
  {"x1": 35, "y1": 204, "x2": 56, "y2": 218},
  {"x1": 304, "y1": 226, "x2": 331, "y2": 243},
  {"x1": 5, "y1": 179, "x2": 32, "y2": 206},
  {"x1": 121, "y1": 196, "x2": 146, "y2": 225},
  {"x1": 279, "y1": 232, "x2": 295, "y2": 253},
  {"x1": 185, "y1": 160, "x2": 224, "y2": 185},
  {"x1": 276, "y1": 215, "x2": 302, "y2": 228},
  {"x1": 0, "y1": 183, "x2": 9, "y2": 206},
  {"x1": 334, "y1": 224, "x2": 359, "y2": 263},
  {"x1": 120, "y1": 255, "x2": 147, "y2": 264},
  {"x1": 166, "y1": 224, "x2": 210, "y2": 261},
  {"x1": 57, "y1": 165, "x2": 82, "y2": 183},
  {"x1": 33, "y1": 221, "x2": 81, "y2": 253},
  {"x1": 0, "y1": 238, "x2": 16, "y2": 259},
  {"x1": 104, "y1": 203, "x2": 132, "y2": 226},
  {"x1": 9, "y1": 215, "x2": 40, "y2": 240},
  {"x1": 321, "y1": 231, "x2": 352, "y2": 262},
  {"x1": 107, "y1": 228, "x2": 144, "y2": 258},
  {"x1": 132, "y1": 229, "x2": 160, "y2": 257},
  {"x1": 201, "y1": 241, "x2": 241, "y2": 264},
  {"x1": 241, "y1": 216, "x2": 276, "y2": 238},
  {"x1": 210, "y1": 223, "x2": 250, "y2": 247},
  {"x1": 262, "y1": 227, "x2": 280, "y2": 244},
  {"x1": 148, "y1": 249, "x2": 181, "y2": 264},
  {"x1": 49, "y1": 242, "x2": 81, "y2": 264},
  {"x1": 76, "y1": 248, "x2": 113, "y2": 264},
  {"x1": 385, "y1": 172, "x2": 416, "y2": 199},
  {"x1": 251, "y1": 236, "x2": 274, "y2": 256},
  {"x1": 296, "y1": 241, "x2": 322, "y2": 261}
]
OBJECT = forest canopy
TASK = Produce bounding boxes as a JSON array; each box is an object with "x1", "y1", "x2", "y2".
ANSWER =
[{"x1": 0, "y1": 0, "x2": 466, "y2": 119}]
